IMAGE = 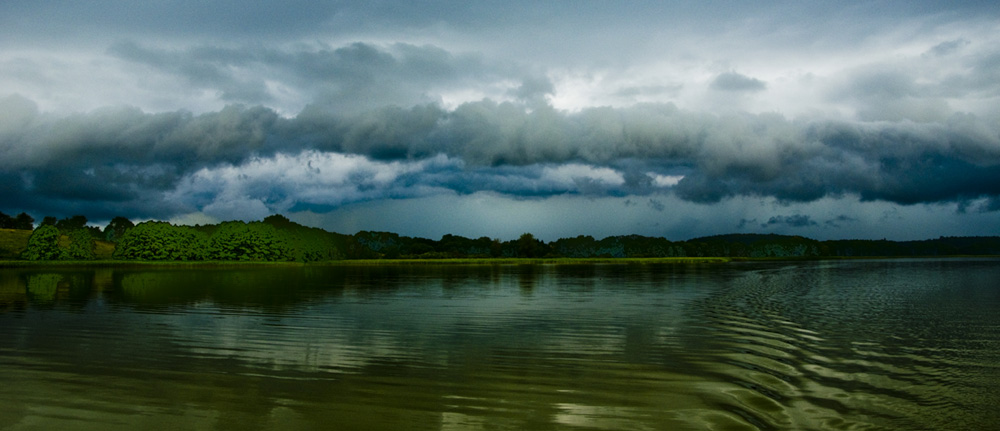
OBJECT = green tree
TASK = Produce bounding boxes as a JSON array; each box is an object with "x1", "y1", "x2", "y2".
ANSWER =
[
  {"x1": 550, "y1": 235, "x2": 598, "y2": 257},
  {"x1": 21, "y1": 225, "x2": 66, "y2": 261},
  {"x1": 206, "y1": 221, "x2": 291, "y2": 261},
  {"x1": 66, "y1": 229, "x2": 95, "y2": 260},
  {"x1": 262, "y1": 214, "x2": 344, "y2": 262},
  {"x1": 14, "y1": 212, "x2": 34, "y2": 230},
  {"x1": 40, "y1": 216, "x2": 57, "y2": 227},
  {"x1": 103, "y1": 216, "x2": 135, "y2": 242},
  {"x1": 113, "y1": 221, "x2": 207, "y2": 261},
  {"x1": 262, "y1": 214, "x2": 293, "y2": 229},
  {"x1": 490, "y1": 238, "x2": 503, "y2": 258},
  {"x1": 517, "y1": 233, "x2": 539, "y2": 258},
  {"x1": 55, "y1": 215, "x2": 88, "y2": 232},
  {"x1": 0, "y1": 211, "x2": 12, "y2": 229}
]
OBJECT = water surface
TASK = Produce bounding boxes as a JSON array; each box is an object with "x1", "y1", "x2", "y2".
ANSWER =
[{"x1": 1, "y1": 259, "x2": 998, "y2": 430}]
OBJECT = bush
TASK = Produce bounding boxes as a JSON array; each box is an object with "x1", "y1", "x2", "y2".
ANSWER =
[
  {"x1": 21, "y1": 225, "x2": 66, "y2": 261},
  {"x1": 66, "y1": 229, "x2": 96, "y2": 260},
  {"x1": 205, "y1": 221, "x2": 291, "y2": 261},
  {"x1": 113, "y1": 221, "x2": 207, "y2": 261}
]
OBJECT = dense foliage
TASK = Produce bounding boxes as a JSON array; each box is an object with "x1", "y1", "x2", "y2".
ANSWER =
[
  {"x1": 205, "y1": 221, "x2": 290, "y2": 261},
  {"x1": 0, "y1": 211, "x2": 34, "y2": 230},
  {"x1": 106, "y1": 216, "x2": 345, "y2": 262},
  {"x1": 4, "y1": 212, "x2": 1000, "y2": 262},
  {"x1": 345, "y1": 232, "x2": 1000, "y2": 259},
  {"x1": 66, "y1": 229, "x2": 96, "y2": 260},
  {"x1": 20, "y1": 225, "x2": 66, "y2": 261},
  {"x1": 103, "y1": 216, "x2": 135, "y2": 243},
  {"x1": 113, "y1": 221, "x2": 207, "y2": 261},
  {"x1": 261, "y1": 214, "x2": 345, "y2": 262}
]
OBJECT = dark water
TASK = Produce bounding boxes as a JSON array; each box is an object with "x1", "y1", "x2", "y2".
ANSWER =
[{"x1": 1, "y1": 259, "x2": 998, "y2": 430}]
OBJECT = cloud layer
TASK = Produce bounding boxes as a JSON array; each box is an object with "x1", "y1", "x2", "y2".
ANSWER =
[
  {"x1": 4, "y1": 92, "x2": 999, "y2": 226},
  {"x1": 2, "y1": 1, "x2": 1000, "y2": 239}
]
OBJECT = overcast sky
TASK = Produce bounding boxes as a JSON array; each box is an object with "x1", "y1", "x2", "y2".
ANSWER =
[{"x1": 2, "y1": 1, "x2": 1000, "y2": 240}]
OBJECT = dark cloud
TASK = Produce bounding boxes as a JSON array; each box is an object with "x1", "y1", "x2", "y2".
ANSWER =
[
  {"x1": 832, "y1": 42, "x2": 1000, "y2": 122},
  {"x1": 833, "y1": 67, "x2": 950, "y2": 122},
  {"x1": 981, "y1": 198, "x2": 1000, "y2": 212},
  {"x1": 710, "y1": 72, "x2": 766, "y2": 92},
  {"x1": 108, "y1": 42, "x2": 274, "y2": 104},
  {"x1": 108, "y1": 42, "x2": 508, "y2": 114},
  {"x1": 825, "y1": 215, "x2": 858, "y2": 228},
  {"x1": 4, "y1": 88, "x2": 1000, "y2": 221},
  {"x1": 737, "y1": 218, "x2": 757, "y2": 230},
  {"x1": 615, "y1": 84, "x2": 683, "y2": 99},
  {"x1": 3, "y1": 1, "x2": 1000, "y2": 240},
  {"x1": 926, "y1": 38, "x2": 970, "y2": 57},
  {"x1": 647, "y1": 199, "x2": 665, "y2": 212},
  {"x1": 764, "y1": 215, "x2": 817, "y2": 228},
  {"x1": 510, "y1": 75, "x2": 555, "y2": 104},
  {"x1": 0, "y1": 1, "x2": 344, "y2": 43}
]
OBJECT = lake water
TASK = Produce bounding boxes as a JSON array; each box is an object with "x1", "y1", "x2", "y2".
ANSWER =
[{"x1": 1, "y1": 259, "x2": 998, "y2": 430}]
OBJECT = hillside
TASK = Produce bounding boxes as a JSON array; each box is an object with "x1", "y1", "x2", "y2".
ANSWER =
[
  {"x1": 0, "y1": 228, "x2": 115, "y2": 260},
  {"x1": 0, "y1": 228, "x2": 32, "y2": 259}
]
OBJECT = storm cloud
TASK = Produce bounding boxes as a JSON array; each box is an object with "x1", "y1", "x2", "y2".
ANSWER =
[
  {"x1": 106, "y1": 41, "x2": 512, "y2": 114},
  {"x1": 764, "y1": 215, "x2": 818, "y2": 228},
  {"x1": 4, "y1": 91, "x2": 1000, "y2": 221},
  {"x1": 711, "y1": 72, "x2": 767, "y2": 93},
  {"x1": 2, "y1": 1, "x2": 1000, "y2": 239}
]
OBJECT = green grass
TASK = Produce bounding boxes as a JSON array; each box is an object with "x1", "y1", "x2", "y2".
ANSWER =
[
  {"x1": 4, "y1": 255, "x2": 996, "y2": 269},
  {"x1": 324, "y1": 257, "x2": 732, "y2": 265},
  {"x1": 0, "y1": 228, "x2": 32, "y2": 259},
  {"x1": 0, "y1": 256, "x2": 731, "y2": 268},
  {"x1": 0, "y1": 259, "x2": 309, "y2": 268},
  {"x1": 728, "y1": 254, "x2": 1000, "y2": 262}
]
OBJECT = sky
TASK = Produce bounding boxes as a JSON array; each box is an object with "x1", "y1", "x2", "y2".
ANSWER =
[{"x1": 2, "y1": 0, "x2": 1000, "y2": 241}]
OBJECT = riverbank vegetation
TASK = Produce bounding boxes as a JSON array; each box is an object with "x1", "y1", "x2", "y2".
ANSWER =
[{"x1": 1, "y1": 211, "x2": 999, "y2": 263}]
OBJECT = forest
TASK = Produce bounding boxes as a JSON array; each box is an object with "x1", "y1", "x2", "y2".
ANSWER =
[{"x1": 2, "y1": 211, "x2": 999, "y2": 262}]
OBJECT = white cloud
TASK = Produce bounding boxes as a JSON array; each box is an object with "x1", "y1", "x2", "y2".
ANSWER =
[
  {"x1": 168, "y1": 211, "x2": 221, "y2": 226},
  {"x1": 162, "y1": 151, "x2": 648, "y2": 222},
  {"x1": 650, "y1": 174, "x2": 684, "y2": 188},
  {"x1": 163, "y1": 151, "x2": 455, "y2": 220},
  {"x1": 540, "y1": 164, "x2": 625, "y2": 187}
]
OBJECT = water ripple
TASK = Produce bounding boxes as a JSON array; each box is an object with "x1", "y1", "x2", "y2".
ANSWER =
[
  {"x1": 1, "y1": 260, "x2": 998, "y2": 430},
  {"x1": 687, "y1": 260, "x2": 1000, "y2": 430}
]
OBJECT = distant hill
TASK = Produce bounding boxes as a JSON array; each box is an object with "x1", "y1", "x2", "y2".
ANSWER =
[{"x1": 824, "y1": 236, "x2": 1000, "y2": 257}]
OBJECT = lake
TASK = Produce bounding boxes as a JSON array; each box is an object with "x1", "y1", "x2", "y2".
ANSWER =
[{"x1": 1, "y1": 259, "x2": 998, "y2": 430}]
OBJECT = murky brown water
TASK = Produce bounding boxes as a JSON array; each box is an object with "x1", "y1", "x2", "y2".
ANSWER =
[{"x1": 1, "y1": 259, "x2": 998, "y2": 430}]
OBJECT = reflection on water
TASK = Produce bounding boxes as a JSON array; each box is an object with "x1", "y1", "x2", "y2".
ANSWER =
[{"x1": 1, "y1": 259, "x2": 999, "y2": 430}]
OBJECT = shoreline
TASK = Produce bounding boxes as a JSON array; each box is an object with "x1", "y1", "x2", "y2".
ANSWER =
[
  {"x1": 0, "y1": 257, "x2": 730, "y2": 268},
  {"x1": 3, "y1": 255, "x2": 999, "y2": 268}
]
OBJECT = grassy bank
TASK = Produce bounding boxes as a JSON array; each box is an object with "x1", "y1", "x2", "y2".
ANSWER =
[
  {"x1": 0, "y1": 260, "x2": 308, "y2": 268},
  {"x1": 0, "y1": 257, "x2": 732, "y2": 268},
  {"x1": 7, "y1": 255, "x2": 1000, "y2": 268},
  {"x1": 0, "y1": 228, "x2": 115, "y2": 260},
  {"x1": 0, "y1": 228, "x2": 32, "y2": 259},
  {"x1": 328, "y1": 257, "x2": 732, "y2": 265},
  {"x1": 727, "y1": 254, "x2": 1000, "y2": 262},
  {"x1": 317, "y1": 255, "x2": 996, "y2": 264}
]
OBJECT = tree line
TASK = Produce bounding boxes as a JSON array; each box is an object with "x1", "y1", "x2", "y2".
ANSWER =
[
  {"x1": 0, "y1": 211, "x2": 35, "y2": 230},
  {"x1": 352, "y1": 232, "x2": 1000, "y2": 259},
  {"x1": 13, "y1": 214, "x2": 346, "y2": 262},
  {"x1": 5, "y1": 211, "x2": 1000, "y2": 262}
]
